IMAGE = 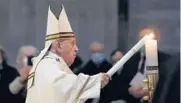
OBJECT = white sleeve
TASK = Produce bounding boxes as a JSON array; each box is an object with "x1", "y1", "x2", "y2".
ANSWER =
[
  {"x1": 9, "y1": 77, "x2": 25, "y2": 94},
  {"x1": 40, "y1": 62, "x2": 101, "y2": 103},
  {"x1": 52, "y1": 72, "x2": 101, "y2": 103},
  {"x1": 77, "y1": 73, "x2": 101, "y2": 102}
]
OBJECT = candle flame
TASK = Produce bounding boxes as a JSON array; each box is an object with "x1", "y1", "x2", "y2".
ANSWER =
[
  {"x1": 144, "y1": 33, "x2": 155, "y2": 40},
  {"x1": 148, "y1": 33, "x2": 154, "y2": 39}
]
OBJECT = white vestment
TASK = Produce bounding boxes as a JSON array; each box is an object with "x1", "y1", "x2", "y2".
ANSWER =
[{"x1": 26, "y1": 52, "x2": 101, "y2": 103}]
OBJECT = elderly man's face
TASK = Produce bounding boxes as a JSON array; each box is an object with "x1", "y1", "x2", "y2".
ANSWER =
[{"x1": 57, "y1": 37, "x2": 78, "y2": 66}]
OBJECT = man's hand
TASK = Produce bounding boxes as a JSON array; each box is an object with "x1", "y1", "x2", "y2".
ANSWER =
[
  {"x1": 128, "y1": 86, "x2": 149, "y2": 98},
  {"x1": 100, "y1": 73, "x2": 110, "y2": 88},
  {"x1": 19, "y1": 66, "x2": 31, "y2": 83}
]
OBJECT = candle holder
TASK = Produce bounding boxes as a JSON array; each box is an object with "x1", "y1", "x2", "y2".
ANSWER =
[{"x1": 142, "y1": 66, "x2": 159, "y2": 103}]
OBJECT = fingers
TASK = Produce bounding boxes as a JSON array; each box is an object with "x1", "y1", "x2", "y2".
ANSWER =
[
  {"x1": 101, "y1": 73, "x2": 110, "y2": 88},
  {"x1": 19, "y1": 66, "x2": 31, "y2": 82},
  {"x1": 101, "y1": 81, "x2": 107, "y2": 88},
  {"x1": 129, "y1": 86, "x2": 146, "y2": 98}
]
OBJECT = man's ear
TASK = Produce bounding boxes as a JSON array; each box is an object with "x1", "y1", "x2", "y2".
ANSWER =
[{"x1": 57, "y1": 42, "x2": 64, "y2": 49}]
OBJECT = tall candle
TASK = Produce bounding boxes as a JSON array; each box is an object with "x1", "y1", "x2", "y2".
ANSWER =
[
  {"x1": 107, "y1": 34, "x2": 154, "y2": 77},
  {"x1": 145, "y1": 40, "x2": 158, "y2": 66}
]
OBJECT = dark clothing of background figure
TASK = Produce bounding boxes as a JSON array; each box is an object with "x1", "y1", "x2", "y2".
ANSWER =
[
  {"x1": 152, "y1": 53, "x2": 180, "y2": 103},
  {"x1": 81, "y1": 59, "x2": 112, "y2": 75},
  {"x1": 81, "y1": 59, "x2": 112, "y2": 103},
  {"x1": 70, "y1": 55, "x2": 83, "y2": 74},
  {"x1": 107, "y1": 51, "x2": 170, "y2": 103},
  {"x1": 0, "y1": 63, "x2": 25, "y2": 103}
]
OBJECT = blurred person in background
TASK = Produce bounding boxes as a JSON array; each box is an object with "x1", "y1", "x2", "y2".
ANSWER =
[
  {"x1": 9, "y1": 45, "x2": 38, "y2": 101},
  {"x1": 110, "y1": 49, "x2": 123, "y2": 64},
  {"x1": 82, "y1": 41, "x2": 112, "y2": 75},
  {"x1": 96, "y1": 49, "x2": 127, "y2": 103},
  {"x1": 152, "y1": 53, "x2": 180, "y2": 103},
  {"x1": 108, "y1": 49, "x2": 127, "y2": 103},
  {"x1": 16, "y1": 45, "x2": 39, "y2": 69},
  {"x1": 110, "y1": 49, "x2": 124, "y2": 75},
  {"x1": 0, "y1": 45, "x2": 23, "y2": 103},
  {"x1": 81, "y1": 41, "x2": 112, "y2": 103}
]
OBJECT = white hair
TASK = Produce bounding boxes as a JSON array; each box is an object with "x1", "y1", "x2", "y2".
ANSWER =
[{"x1": 16, "y1": 45, "x2": 39, "y2": 64}]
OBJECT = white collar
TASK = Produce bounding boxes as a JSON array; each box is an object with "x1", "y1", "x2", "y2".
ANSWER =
[
  {"x1": 47, "y1": 52, "x2": 73, "y2": 74},
  {"x1": 47, "y1": 51, "x2": 60, "y2": 59}
]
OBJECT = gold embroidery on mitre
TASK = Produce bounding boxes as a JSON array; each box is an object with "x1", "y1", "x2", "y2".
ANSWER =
[{"x1": 46, "y1": 32, "x2": 74, "y2": 41}]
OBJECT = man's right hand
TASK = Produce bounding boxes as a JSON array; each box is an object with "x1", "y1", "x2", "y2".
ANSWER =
[{"x1": 100, "y1": 73, "x2": 110, "y2": 88}]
